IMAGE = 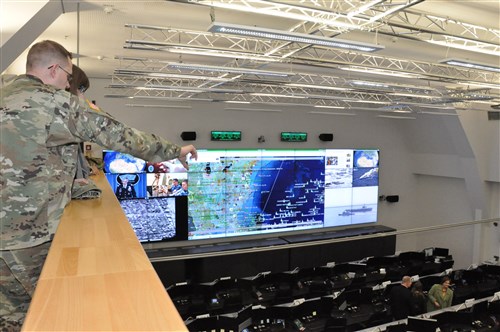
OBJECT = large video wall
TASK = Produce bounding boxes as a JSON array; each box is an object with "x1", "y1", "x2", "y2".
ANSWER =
[{"x1": 103, "y1": 149, "x2": 379, "y2": 243}]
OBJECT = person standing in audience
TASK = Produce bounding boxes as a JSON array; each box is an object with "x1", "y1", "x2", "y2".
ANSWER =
[
  {"x1": 389, "y1": 275, "x2": 413, "y2": 320},
  {"x1": 0, "y1": 39, "x2": 197, "y2": 330},
  {"x1": 410, "y1": 280, "x2": 427, "y2": 315},
  {"x1": 427, "y1": 276, "x2": 453, "y2": 312}
]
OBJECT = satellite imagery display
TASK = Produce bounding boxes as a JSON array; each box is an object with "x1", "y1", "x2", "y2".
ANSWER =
[
  {"x1": 187, "y1": 151, "x2": 326, "y2": 239},
  {"x1": 103, "y1": 148, "x2": 379, "y2": 243}
]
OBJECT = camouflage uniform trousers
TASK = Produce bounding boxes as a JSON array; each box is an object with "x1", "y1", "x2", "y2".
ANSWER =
[{"x1": 0, "y1": 242, "x2": 51, "y2": 331}]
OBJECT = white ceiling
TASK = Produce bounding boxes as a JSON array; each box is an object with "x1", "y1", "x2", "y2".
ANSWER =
[{"x1": 2, "y1": 0, "x2": 499, "y2": 113}]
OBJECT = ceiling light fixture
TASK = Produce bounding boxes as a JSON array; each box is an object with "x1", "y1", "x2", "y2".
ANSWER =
[
  {"x1": 346, "y1": 0, "x2": 385, "y2": 18},
  {"x1": 198, "y1": 0, "x2": 360, "y2": 29},
  {"x1": 250, "y1": 93, "x2": 306, "y2": 99},
  {"x1": 389, "y1": 92, "x2": 438, "y2": 99},
  {"x1": 142, "y1": 84, "x2": 243, "y2": 94},
  {"x1": 286, "y1": 83, "x2": 352, "y2": 91},
  {"x1": 440, "y1": 59, "x2": 500, "y2": 73},
  {"x1": 313, "y1": 105, "x2": 346, "y2": 109},
  {"x1": 208, "y1": 22, "x2": 384, "y2": 52},
  {"x1": 365, "y1": 0, "x2": 425, "y2": 24},
  {"x1": 457, "y1": 82, "x2": 499, "y2": 89},
  {"x1": 224, "y1": 100, "x2": 251, "y2": 104},
  {"x1": 341, "y1": 66, "x2": 423, "y2": 79},
  {"x1": 125, "y1": 40, "x2": 280, "y2": 63},
  {"x1": 309, "y1": 111, "x2": 356, "y2": 116},
  {"x1": 167, "y1": 46, "x2": 280, "y2": 63},
  {"x1": 105, "y1": 95, "x2": 214, "y2": 102},
  {"x1": 419, "y1": 111, "x2": 458, "y2": 116},
  {"x1": 350, "y1": 80, "x2": 390, "y2": 88},
  {"x1": 114, "y1": 69, "x2": 232, "y2": 82},
  {"x1": 167, "y1": 62, "x2": 292, "y2": 77},
  {"x1": 225, "y1": 107, "x2": 282, "y2": 112},
  {"x1": 429, "y1": 38, "x2": 499, "y2": 57},
  {"x1": 376, "y1": 115, "x2": 416, "y2": 119},
  {"x1": 125, "y1": 104, "x2": 192, "y2": 109}
]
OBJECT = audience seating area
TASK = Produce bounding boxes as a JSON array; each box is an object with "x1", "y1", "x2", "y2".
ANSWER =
[{"x1": 162, "y1": 248, "x2": 498, "y2": 331}]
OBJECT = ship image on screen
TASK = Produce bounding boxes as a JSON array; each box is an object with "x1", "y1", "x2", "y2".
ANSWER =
[
  {"x1": 324, "y1": 149, "x2": 379, "y2": 227},
  {"x1": 119, "y1": 197, "x2": 176, "y2": 242},
  {"x1": 187, "y1": 149, "x2": 379, "y2": 240}
]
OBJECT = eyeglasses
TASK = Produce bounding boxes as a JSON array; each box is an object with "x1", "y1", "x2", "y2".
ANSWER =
[{"x1": 48, "y1": 64, "x2": 72, "y2": 83}]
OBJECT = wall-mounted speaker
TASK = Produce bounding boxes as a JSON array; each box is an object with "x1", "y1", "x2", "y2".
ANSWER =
[
  {"x1": 180, "y1": 131, "x2": 197, "y2": 141},
  {"x1": 386, "y1": 195, "x2": 399, "y2": 203},
  {"x1": 319, "y1": 133, "x2": 334, "y2": 141}
]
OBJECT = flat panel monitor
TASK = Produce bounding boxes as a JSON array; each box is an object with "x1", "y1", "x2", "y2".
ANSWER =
[
  {"x1": 118, "y1": 196, "x2": 188, "y2": 243},
  {"x1": 406, "y1": 316, "x2": 439, "y2": 332},
  {"x1": 103, "y1": 148, "x2": 379, "y2": 243},
  {"x1": 187, "y1": 149, "x2": 379, "y2": 240}
]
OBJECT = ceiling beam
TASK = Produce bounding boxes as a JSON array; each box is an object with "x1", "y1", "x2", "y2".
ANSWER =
[{"x1": 0, "y1": 0, "x2": 78, "y2": 73}]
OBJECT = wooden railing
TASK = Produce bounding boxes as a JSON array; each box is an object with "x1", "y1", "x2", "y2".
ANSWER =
[{"x1": 22, "y1": 173, "x2": 187, "y2": 331}]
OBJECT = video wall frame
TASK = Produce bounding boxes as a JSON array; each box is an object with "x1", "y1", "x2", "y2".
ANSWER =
[{"x1": 103, "y1": 148, "x2": 379, "y2": 243}]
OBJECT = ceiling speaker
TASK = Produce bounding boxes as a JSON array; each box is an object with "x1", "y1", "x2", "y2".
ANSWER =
[
  {"x1": 180, "y1": 131, "x2": 197, "y2": 141},
  {"x1": 319, "y1": 133, "x2": 334, "y2": 141}
]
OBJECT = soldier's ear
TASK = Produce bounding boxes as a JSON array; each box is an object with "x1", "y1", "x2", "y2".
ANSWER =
[{"x1": 47, "y1": 64, "x2": 57, "y2": 78}]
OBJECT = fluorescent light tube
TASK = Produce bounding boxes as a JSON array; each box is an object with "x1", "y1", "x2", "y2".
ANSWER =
[
  {"x1": 209, "y1": 22, "x2": 384, "y2": 52},
  {"x1": 225, "y1": 107, "x2": 282, "y2": 112},
  {"x1": 167, "y1": 62, "x2": 291, "y2": 77},
  {"x1": 286, "y1": 83, "x2": 351, "y2": 91},
  {"x1": 440, "y1": 59, "x2": 500, "y2": 73},
  {"x1": 377, "y1": 115, "x2": 416, "y2": 119},
  {"x1": 309, "y1": 111, "x2": 356, "y2": 116}
]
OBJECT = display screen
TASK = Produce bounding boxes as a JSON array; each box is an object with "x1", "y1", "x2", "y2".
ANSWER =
[
  {"x1": 187, "y1": 149, "x2": 379, "y2": 240},
  {"x1": 118, "y1": 196, "x2": 187, "y2": 242},
  {"x1": 103, "y1": 150, "x2": 188, "y2": 243},
  {"x1": 103, "y1": 149, "x2": 379, "y2": 243}
]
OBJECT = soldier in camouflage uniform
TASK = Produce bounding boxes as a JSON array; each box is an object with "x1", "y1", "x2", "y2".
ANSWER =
[{"x1": 0, "y1": 40, "x2": 197, "y2": 329}]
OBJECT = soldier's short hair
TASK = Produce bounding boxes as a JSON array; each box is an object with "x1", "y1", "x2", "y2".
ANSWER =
[{"x1": 26, "y1": 40, "x2": 72, "y2": 71}]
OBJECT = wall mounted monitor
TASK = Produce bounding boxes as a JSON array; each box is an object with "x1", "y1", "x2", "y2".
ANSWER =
[
  {"x1": 187, "y1": 149, "x2": 379, "y2": 240},
  {"x1": 102, "y1": 150, "x2": 146, "y2": 173},
  {"x1": 118, "y1": 196, "x2": 188, "y2": 243},
  {"x1": 103, "y1": 148, "x2": 379, "y2": 243}
]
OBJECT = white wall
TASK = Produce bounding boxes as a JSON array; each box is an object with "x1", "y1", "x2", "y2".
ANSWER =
[{"x1": 87, "y1": 78, "x2": 500, "y2": 269}]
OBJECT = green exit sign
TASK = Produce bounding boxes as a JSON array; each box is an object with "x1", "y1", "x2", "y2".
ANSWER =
[
  {"x1": 211, "y1": 131, "x2": 242, "y2": 141},
  {"x1": 281, "y1": 132, "x2": 307, "y2": 142}
]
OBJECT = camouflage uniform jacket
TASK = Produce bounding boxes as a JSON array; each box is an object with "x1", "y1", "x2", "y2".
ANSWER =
[{"x1": 0, "y1": 75, "x2": 181, "y2": 250}]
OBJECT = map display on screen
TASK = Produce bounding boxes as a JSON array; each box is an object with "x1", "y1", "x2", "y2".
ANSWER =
[
  {"x1": 186, "y1": 149, "x2": 379, "y2": 240},
  {"x1": 103, "y1": 148, "x2": 379, "y2": 243}
]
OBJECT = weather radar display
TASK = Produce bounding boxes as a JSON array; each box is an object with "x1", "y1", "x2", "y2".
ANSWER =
[{"x1": 103, "y1": 150, "x2": 146, "y2": 173}]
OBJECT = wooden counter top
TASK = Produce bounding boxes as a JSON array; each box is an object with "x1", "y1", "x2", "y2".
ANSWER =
[{"x1": 22, "y1": 173, "x2": 187, "y2": 331}]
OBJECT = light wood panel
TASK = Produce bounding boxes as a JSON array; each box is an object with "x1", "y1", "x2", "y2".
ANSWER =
[{"x1": 22, "y1": 173, "x2": 187, "y2": 331}]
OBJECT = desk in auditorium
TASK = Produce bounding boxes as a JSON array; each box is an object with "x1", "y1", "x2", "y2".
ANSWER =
[{"x1": 22, "y1": 173, "x2": 187, "y2": 331}]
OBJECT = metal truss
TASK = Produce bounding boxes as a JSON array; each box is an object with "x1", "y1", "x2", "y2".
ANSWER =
[
  {"x1": 107, "y1": 57, "x2": 496, "y2": 110},
  {"x1": 178, "y1": 0, "x2": 499, "y2": 56},
  {"x1": 372, "y1": 10, "x2": 500, "y2": 56},
  {"x1": 123, "y1": 25, "x2": 499, "y2": 85},
  {"x1": 186, "y1": 0, "x2": 424, "y2": 32}
]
